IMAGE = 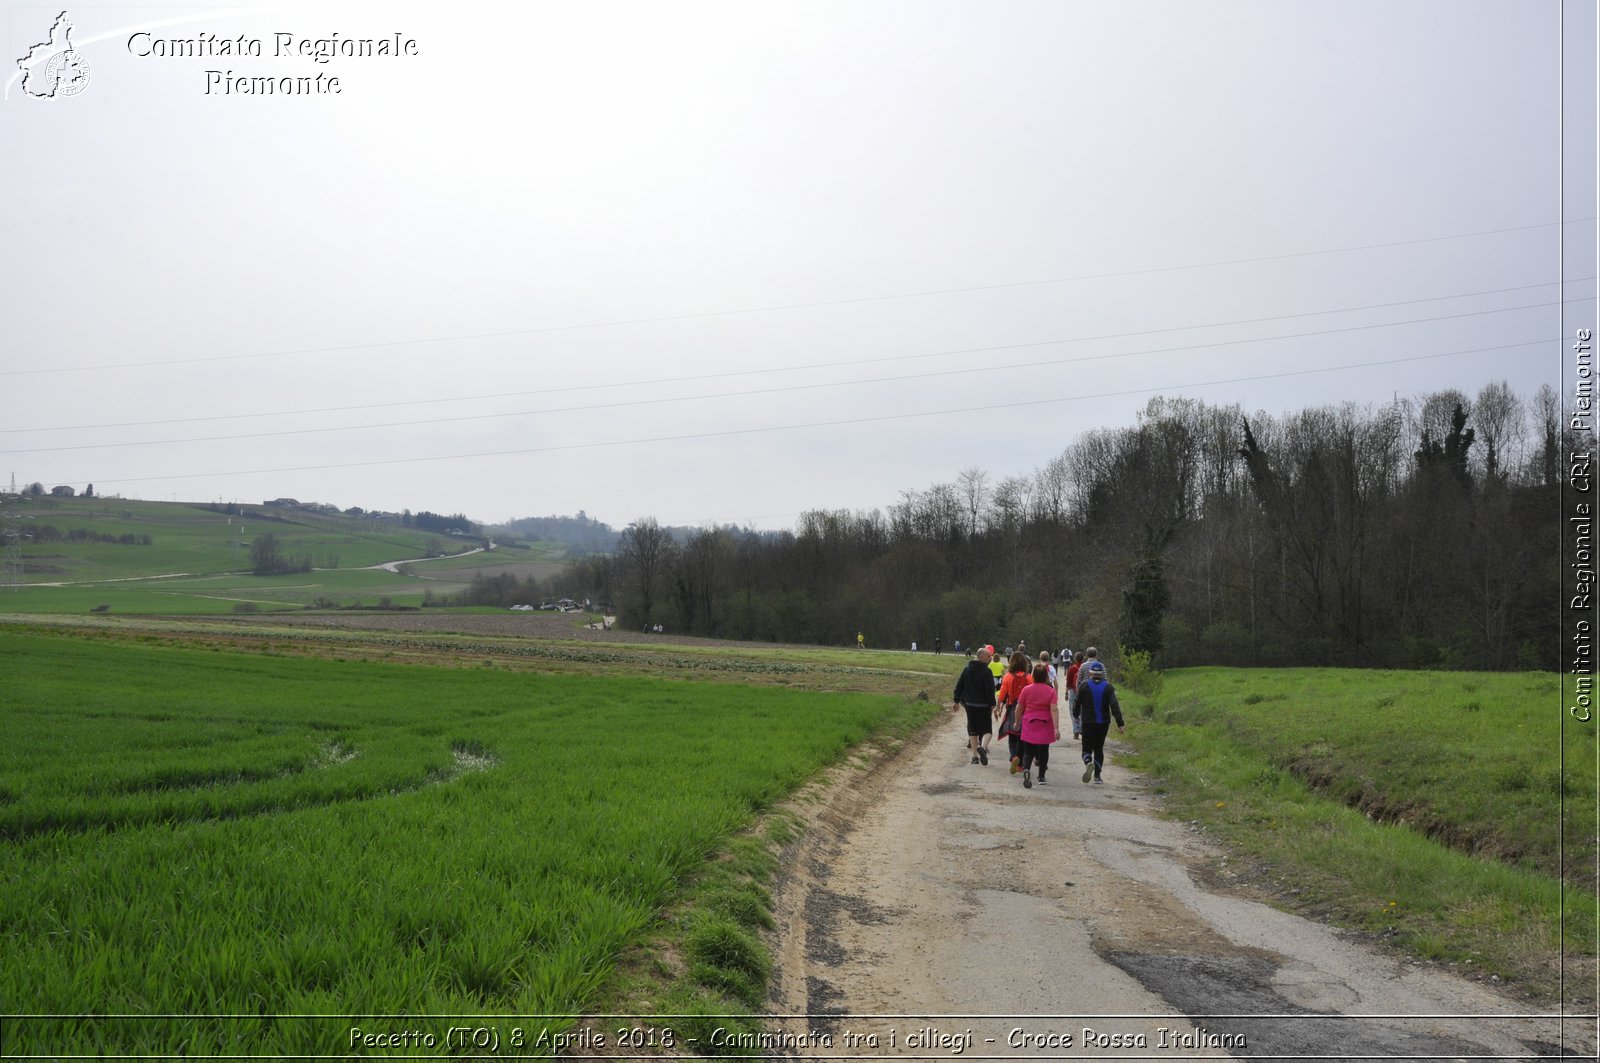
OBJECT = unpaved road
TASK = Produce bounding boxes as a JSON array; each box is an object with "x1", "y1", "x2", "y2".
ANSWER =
[{"x1": 764, "y1": 711, "x2": 1594, "y2": 1060}]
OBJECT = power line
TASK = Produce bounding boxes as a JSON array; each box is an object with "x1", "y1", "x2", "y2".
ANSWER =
[
  {"x1": 5, "y1": 218, "x2": 1592, "y2": 378},
  {"x1": 72, "y1": 337, "x2": 1555, "y2": 487},
  {"x1": 4, "y1": 277, "x2": 1592, "y2": 437},
  {"x1": 4, "y1": 295, "x2": 1591, "y2": 456},
  {"x1": 0, "y1": 301, "x2": 1567, "y2": 455}
]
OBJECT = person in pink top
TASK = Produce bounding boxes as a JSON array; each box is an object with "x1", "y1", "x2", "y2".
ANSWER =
[{"x1": 1015, "y1": 661, "x2": 1060, "y2": 789}]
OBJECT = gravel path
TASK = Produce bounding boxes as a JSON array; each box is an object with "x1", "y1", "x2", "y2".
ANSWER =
[{"x1": 764, "y1": 711, "x2": 1593, "y2": 1060}]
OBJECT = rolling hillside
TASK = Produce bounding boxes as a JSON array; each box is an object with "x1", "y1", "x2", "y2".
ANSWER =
[{"x1": 0, "y1": 497, "x2": 552, "y2": 614}]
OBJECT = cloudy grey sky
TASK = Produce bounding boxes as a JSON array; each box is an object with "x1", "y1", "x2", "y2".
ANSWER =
[{"x1": 2, "y1": 0, "x2": 1595, "y2": 530}]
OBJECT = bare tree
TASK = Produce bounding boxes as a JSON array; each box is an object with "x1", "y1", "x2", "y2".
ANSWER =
[
  {"x1": 1031, "y1": 453, "x2": 1072, "y2": 524},
  {"x1": 1473, "y1": 380, "x2": 1524, "y2": 482},
  {"x1": 617, "y1": 517, "x2": 674, "y2": 624},
  {"x1": 1531, "y1": 383, "x2": 1562, "y2": 487},
  {"x1": 956, "y1": 466, "x2": 990, "y2": 541},
  {"x1": 990, "y1": 476, "x2": 1031, "y2": 538},
  {"x1": 1415, "y1": 388, "x2": 1472, "y2": 457}
]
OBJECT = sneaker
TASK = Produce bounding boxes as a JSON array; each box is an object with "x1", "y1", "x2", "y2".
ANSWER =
[
  {"x1": 1038, "y1": 774, "x2": 1047, "y2": 785},
  {"x1": 977, "y1": 745, "x2": 988, "y2": 766},
  {"x1": 1022, "y1": 769, "x2": 1032, "y2": 789},
  {"x1": 971, "y1": 754, "x2": 980, "y2": 764},
  {"x1": 1082, "y1": 761, "x2": 1094, "y2": 783},
  {"x1": 1009, "y1": 757, "x2": 1020, "y2": 775},
  {"x1": 1093, "y1": 776, "x2": 1104, "y2": 786}
]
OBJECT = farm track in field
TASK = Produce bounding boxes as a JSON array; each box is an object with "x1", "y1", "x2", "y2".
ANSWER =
[{"x1": 751, "y1": 711, "x2": 1597, "y2": 1060}]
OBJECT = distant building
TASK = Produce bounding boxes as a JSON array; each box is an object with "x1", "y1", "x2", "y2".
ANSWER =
[{"x1": 50, "y1": 485, "x2": 75, "y2": 497}]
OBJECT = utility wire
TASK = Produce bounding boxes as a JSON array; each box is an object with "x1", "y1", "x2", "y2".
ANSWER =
[
  {"x1": 74, "y1": 337, "x2": 1555, "y2": 487},
  {"x1": 4, "y1": 296, "x2": 1591, "y2": 455},
  {"x1": 6, "y1": 217, "x2": 1591, "y2": 378},
  {"x1": 4, "y1": 278, "x2": 1592, "y2": 437}
]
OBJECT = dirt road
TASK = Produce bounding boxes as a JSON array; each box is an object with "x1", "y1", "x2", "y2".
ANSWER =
[{"x1": 765, "y1": 711, "x2": 1592, "y2": 1060}]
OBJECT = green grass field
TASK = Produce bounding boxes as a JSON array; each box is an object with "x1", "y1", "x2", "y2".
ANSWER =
[
  {"x1": 1, "y1": 497, "x2": 481, "y2": 612},
  {"x1": 2, "y1": 629, "x2": 931, "y2": 1056},
  {"x1": 1122, "y1": 667, "x2": 1597, "y2": 1000},
  {"x1": 7, "y1": 532, "x2": 1595, "y2": 1044}
]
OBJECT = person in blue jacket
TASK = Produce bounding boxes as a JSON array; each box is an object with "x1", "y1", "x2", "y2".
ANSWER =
[{"x1": 1075, "y1": 659, "x2": 1125, "y2": 784}]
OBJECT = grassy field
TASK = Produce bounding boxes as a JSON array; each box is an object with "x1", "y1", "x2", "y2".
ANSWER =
[
  {"x1": 0, "y1": 568, "x2": 453, "y2": 614},
  {"x1": 0, "y1": 497, "x2": 483, "y2": 611},
  {"x1": 401, "y1": 539, "x2": 569, "y2": 578},
  {"x1": 1, "y1": 628, "x2": 935, "y2": 1056},
  {"x1": 8, "y1": 583, "x2": 1594, "y2": 1048},
  {"x1": 1121, "y1": 667, "x2": 1598, "y2": 1002}
]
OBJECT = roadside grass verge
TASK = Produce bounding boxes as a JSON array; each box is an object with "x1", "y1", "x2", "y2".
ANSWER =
[
  {"x1": 1119, "y1": 668, "x2": 1596, "y2": 1004},
  {"x1": 1, "y1": 630, "x2": 939, "y2": 1056}
]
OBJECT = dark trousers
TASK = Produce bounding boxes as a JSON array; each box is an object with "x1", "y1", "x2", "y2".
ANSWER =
[
  {"x1": 1081, "y1": 722, "x2": 1110, "y2": 771},
  {"x1": 1020, "y1": 741, "x2": 1050, "y2": 775},
  {"x1": 1006, "y1": 733, "x2": 1022, "y2": 764}
]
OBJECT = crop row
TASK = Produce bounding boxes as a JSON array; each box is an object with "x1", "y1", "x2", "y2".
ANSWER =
[{"x1": 2, "y1": 630, "x2": 930, "y2": 1056}]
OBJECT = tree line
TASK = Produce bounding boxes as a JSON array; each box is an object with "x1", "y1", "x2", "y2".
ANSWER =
[
  {"x1": 26, "y1": 525, "x2": 151, "y2": 546},
  {"x1": 249, "y1": 533, "x2": 327, "y2": 576},
  {"x1": 480, "y1": 382, "x2": 1574, "y2": 670}
]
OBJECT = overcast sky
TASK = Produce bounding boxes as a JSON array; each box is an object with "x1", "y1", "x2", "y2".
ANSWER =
[{"x1": 2, "y1": 0, "x2": 1595, "y2": 530}]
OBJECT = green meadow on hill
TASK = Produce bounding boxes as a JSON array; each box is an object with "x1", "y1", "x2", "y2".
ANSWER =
[{"x1": 0, "y1": 497, "x2": 566, "y2": 613}]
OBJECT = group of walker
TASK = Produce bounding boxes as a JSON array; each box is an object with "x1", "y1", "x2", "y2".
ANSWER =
[{"x1": 950, "y1": 643, "x2": 1124, "y2": 789}]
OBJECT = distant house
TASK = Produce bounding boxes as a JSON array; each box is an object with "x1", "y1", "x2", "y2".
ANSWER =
[
  {"x1": 50, "y1": 485, "x2": 75, "y2": 497},
  {"x1": 265, "y1": 498, "x2": 301, "y2": 507}
]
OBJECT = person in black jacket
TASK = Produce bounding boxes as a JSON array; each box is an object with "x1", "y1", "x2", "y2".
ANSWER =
[{"x1": 952, "y1": 646, "x2": 997, "y2": 765}]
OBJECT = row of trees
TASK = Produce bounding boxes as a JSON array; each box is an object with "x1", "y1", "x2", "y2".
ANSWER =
[
  {"x1": 249, "y1": 533, "x2": 317, "y2": 576},
  {"x1": 26, "y1": 525, "x2": 150, "y2": 546},
  {"x1": 498, "y1": 381, "x2": 1576, "y2": 670},
  {"x1": 407, "y1": 510, "x2": 477, "y2": 534}
]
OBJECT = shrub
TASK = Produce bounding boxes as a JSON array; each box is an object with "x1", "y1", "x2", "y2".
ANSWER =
[{"x1": 1117, "y1": 644, "x2": 1164, "y2": 697}]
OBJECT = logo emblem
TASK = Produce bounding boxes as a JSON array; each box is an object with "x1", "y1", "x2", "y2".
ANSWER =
[{"x1": 17, "y1": 11, "x2": 90, "y2": 99}]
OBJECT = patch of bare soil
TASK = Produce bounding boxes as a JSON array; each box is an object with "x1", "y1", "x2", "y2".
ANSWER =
[{"x1": 222, "y1": 610, "x2": 825, "y2": 650}]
